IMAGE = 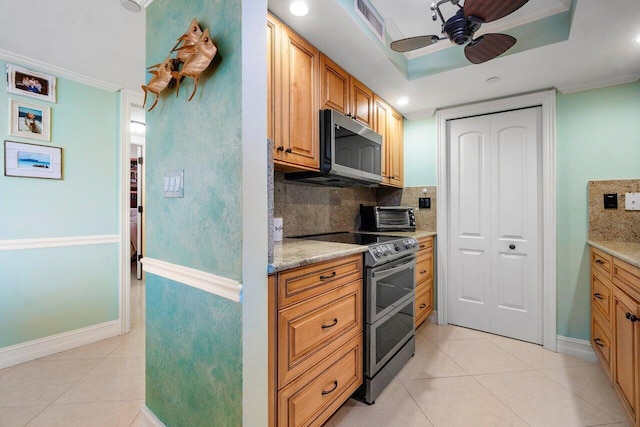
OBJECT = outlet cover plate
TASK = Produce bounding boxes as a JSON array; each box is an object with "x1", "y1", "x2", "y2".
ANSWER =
[{"x1": 625, "y1": 192, "x2": 640, "y2": 211}]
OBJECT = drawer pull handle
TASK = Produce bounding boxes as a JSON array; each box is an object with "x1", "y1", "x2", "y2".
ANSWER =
[
  {"x1": 419, "y1": 245, "x2": 426, "y2": 249},
  {"x1": 595, "y1": 259, "x2": 605, "y2": 265},
  {"x1": 626, "y1": 312, "x2": 639, "y2": 323},
  {"x1": 419, "y1": 303, "x2": 427, "y2": 309},
  {"x1": 420, "y1": 270, "x2": 428, "y2": 274},
  {"x1": 321, "y1": 318, "x2": 338, "y2": 329},
  {"x1": 321, "y1": 380, "x2": 338, "y2": 396},
  {"x1": 594, "y1": 338, "x2": 605, "y2": 347},
  {"x1": 593, "y1": 293, "x2": 604, "y2": 300},
  {"x1": 319, "y1": 271, "x2": 337, "y2": 281}
]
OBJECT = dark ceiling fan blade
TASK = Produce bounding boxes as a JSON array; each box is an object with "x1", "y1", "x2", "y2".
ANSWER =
[
  {"x1": 464, "y1": 33, "x2": 516, "y2": 64},
  {"x1": 463, "y1": 0, "x2": 529, "y2": 23},
  {"x1": 390, "y1": 35, "x2": 440, "y2": 53}
]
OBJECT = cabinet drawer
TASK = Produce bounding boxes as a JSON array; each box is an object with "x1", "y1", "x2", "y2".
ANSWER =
[
  {"x1": 613, "y1": 258, "x2": 640, "y2": 302},
  {"x1": 415, "y1": 251, "x2": 433, "y2": 284},
  {"x1": 592, "y1": 309, "x2": 613, "y2": 378},
  {"x1": 415, "y1": 282, "x2": 433, "y2": 328},
  {"x1": 278, "y1": 254, "x2": 362, "y2": 309},
  {"x1": 278, "y1": 280, "x2": 362, "y2": 388},
  {"x1": 592, "y1": 248, "x2": 613, "y2": 280},
  {"x1": 417, "y1": 236, "x2": 433, "y2": 252},
  {"x1": 592, "y1": 271, "x2": 613, "y2": 323},
  {"x1": 278, "y1": 334, "x2": 363, "y2": 427}
]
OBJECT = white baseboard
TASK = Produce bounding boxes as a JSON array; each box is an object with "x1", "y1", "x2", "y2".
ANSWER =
[
  {"x1": 556, "y1": 335, "x2": 598, "y2": 362},
  {"x1": 139, "y1": 406, "x2": 166, "y2": 427},
  {"x1": 0, "y1": 320, "x2": 120, "y2": 369}
]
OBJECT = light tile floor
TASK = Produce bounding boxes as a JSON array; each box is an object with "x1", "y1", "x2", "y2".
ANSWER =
[
  {"x1": 326, "y1": 323, "x2": 632, "y2": 427},
  {"x1": 0, "y1": 276, "x2": 632, "y2": 427}
]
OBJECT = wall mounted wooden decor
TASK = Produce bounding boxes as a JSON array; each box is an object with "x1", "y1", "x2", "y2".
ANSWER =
[{"x1": 142, "y1": 18, "x2": 218, "y2": 111}]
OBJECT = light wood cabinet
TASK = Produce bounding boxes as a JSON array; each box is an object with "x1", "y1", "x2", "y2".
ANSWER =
[
  {"x1": 591, "y1": 247, "x2": 640, "y2": 427},
  {"x1": 373, "y1": 95, "x2": 404, "y2": 188},
  {"x1": 414, "y1": 236, "x2": 434, "y2": 328},
  {"x1": 268, "y1": 13, "x2": 320, "y2": 171},
  {"x1": 320, "y1": 54, "x2": 374, "y2": 129},
  {"x1": 269, "y1": 254, "x2": 364, "y2": 426}
]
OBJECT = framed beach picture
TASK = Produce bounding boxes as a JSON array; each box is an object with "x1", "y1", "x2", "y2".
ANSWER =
[
  {"x1": 6, "y1": 64, "x2": 56, "y2": 103},
  {"x1": 4, "y1": 140, "x2": 62, "y2": 180},
  {"x1": 9, "y1": 99, "x2": 51, "y2": 141}
]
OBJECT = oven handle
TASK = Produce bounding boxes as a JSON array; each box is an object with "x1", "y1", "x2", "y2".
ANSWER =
[{"x1": 371, "y1": 257, "x2": 416, "y2": 279}]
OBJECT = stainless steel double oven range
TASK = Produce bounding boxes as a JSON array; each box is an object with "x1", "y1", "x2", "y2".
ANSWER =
[{"x1": 294, "y1": 232, "x2": 419, "y2": 404}]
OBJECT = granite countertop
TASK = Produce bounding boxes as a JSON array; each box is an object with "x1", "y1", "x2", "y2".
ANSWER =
[
  {"x1": 268, "y1": 230, "x2": 437, "y2": 273},
  {"x1": 587, "y1": 240, "x2": 640, "y2": 269}
]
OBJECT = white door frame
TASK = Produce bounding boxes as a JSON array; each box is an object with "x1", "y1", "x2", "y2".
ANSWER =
[
  {"x1": 119, "y1": 89, "x2": 144, "y2": 335},
  {"x1": 436, "y1": 90, "x2": 557, "y2": 351}
]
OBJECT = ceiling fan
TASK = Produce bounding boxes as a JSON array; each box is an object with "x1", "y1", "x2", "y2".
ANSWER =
[{"x1": 390, "y1": 0, "x2": 528, "y2": 64}]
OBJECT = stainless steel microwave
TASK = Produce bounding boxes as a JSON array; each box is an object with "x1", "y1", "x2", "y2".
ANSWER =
[
  {"x1": 285, "y1": 109, "x2": 382, "y2": 187},
  {"x1": 360, "y1": 205, "x2": 416, "y2": 231}
]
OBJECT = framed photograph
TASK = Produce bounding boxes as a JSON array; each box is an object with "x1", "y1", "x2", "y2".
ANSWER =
[
  {"x1": 9, "y1": 99, "x2": 51, "y2": 141},
  {"x1": 6, "y1": 64, "x2": 56, "y2": 103},
  {"x1": 4, "y1": 140, "x2": 62, "y2": 180}
]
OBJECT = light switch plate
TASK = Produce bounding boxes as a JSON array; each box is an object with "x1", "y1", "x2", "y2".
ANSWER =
[
  {"x1": 625, "y1": 192, "x2": 640, "y2": 211},
  {"x1": 164, "y1": 170, "x2": 184, "y2": 198}
]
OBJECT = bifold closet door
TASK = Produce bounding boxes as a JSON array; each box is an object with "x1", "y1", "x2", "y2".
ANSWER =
[{"x1": 448, "y1": 107, "x2": 542, "y2": 344}]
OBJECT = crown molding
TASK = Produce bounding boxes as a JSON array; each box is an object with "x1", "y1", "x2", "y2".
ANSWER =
[
  {"x1": 0, "y1": 49, "x2": 121, "y2": 93},
  {"x1": 555, "y1": 73, "x2": 640, "y2": 94}
]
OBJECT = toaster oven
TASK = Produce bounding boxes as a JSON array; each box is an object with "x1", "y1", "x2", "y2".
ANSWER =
[{"x1": 360, "y1": 205, "x2": 416, "y2": 232}]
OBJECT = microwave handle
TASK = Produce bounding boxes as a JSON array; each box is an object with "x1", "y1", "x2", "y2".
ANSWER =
[{"x1": 372, "y1": 258, "x2": 415, "y2": 279}]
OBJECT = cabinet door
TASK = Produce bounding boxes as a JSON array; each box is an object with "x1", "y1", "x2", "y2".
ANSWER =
[
  {"x1": 388, "y1": 108, "x2": 404, "y2": 188},
  {"x1": 614, "y1": 287, "x2": 639, "y2": 423},
  {"x1": 372, "y1": 95, "x2": 390, "y2": 184},
  {"x1": 350, "y1": 77, "x2": 373, "y2": 128},
  {"x1": 267, "y1": 14, "x2": 281, "y2": 154},
  {"x1": 280, "y1": 26, "x2": 319, "y2": 169},
  {"x1": 320, "y1": 54, "x2": 349, "y2": 114}
]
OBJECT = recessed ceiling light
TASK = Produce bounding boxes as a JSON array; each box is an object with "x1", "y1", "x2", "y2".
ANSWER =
[
  {"x1": 289, "y1": 1, "x2": 309, "y2": 17},
  {"x1": 485, "y1": 76, "x2": 500, "y2": 84},
  {"x1": 120, "y1": 0, "x2": 141, "y2": 12},
  {"x1": 397, "y1": 96, "x2": 409, "y2": 106}
]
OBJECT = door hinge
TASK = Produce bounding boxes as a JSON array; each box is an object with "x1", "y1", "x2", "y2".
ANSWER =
[
  {"x1": 137, "y1": 156, "x2": 143, "y2": 165},
  {"x1": 137, "y1": 205, "x2": 143, "y2": 213}
]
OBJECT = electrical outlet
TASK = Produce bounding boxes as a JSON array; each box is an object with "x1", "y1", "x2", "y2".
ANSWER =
[{"x1": 626, "y1": 192, "x2": 640, "y2": 211}]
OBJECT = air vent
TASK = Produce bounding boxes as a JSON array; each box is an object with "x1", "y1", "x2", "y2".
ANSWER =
[{"x1": 354, "y1": 0, "x2": 385, "y2": 44}]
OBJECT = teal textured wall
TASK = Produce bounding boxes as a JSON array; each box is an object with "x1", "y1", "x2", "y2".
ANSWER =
[
  {"x1": 404, "y1": 81, "x2": 640, "y2": 341},
  {"x1": 0, "y1": 60, "x2": 119, "y2": 348},
  {"x1": 556, "y1": 81, "x2": 640, "y2": 340},
  {"x1": 145, "y1": 0, "x2": 244, "y2": 425}
]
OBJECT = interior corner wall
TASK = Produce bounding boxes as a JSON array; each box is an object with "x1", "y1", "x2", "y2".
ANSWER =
[
  {"x1": 0, "y1": 59, "x2": 120, "y2": 349},
  {"x1": 145, "y1": 0, "x2": 244, "y2": 425},
  {"x1": 555, "y1": 80, "x2": 640, "y2": 340}
]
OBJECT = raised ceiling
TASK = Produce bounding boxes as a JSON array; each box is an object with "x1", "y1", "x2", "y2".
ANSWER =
[{"x1": 267, "y1": 0, "x2": 640, "y2": 118}]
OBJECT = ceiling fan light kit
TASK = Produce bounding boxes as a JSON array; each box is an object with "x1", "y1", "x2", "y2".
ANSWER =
[{"x1": 390, "y1": 0, "x2": 528, "y2": 64}]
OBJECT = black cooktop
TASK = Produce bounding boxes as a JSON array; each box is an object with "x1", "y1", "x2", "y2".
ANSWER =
[{"x1": 292, "y1": 231, "x2": 400, "y2": 246}]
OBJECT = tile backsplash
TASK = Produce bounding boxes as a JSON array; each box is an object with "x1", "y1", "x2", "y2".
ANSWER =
[
  {"x1": 588, "y1": 179, "x2": 640, "y2": 242},
  {"x1": 273, "y1": 172, "x2": 437, "y2": 237}
]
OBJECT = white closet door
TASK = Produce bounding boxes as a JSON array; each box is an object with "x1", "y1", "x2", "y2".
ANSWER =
[{"x1": 448, "y1": 107, "x2": 542, "y2": 344}]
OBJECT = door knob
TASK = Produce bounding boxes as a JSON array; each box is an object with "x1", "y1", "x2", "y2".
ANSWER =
[{"x1": 509, "y1": 244, "x2": 516, "y2": 250}]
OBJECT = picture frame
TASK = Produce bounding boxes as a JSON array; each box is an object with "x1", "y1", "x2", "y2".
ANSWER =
[
  {"x1": 6, "y1": 64, "x2": 56, "y2": 103},
  {"x1": 4, "y1": 140, "x2": 62, "y2": 180},
  {"x1": 9, "y1": 99, "x2": 51, "y2": 141}
]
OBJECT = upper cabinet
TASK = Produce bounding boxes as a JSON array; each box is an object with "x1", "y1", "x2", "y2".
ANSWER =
[
  {"x1": 268, "y1": 13, "x2": 403, "y2": 185},
  {"x1": 320, "y1": 54, "x2": 374, "y2": 129},
  {"x1": 373, "y1": 95, "x2": 404, "y2": 188},
  {"x1": 268, "y1": 13, "x2": 320, "y2": 171}
]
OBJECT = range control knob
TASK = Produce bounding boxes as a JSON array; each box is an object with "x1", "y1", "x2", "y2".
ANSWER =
[{"x1": 394, "y1": 243, "x2": 401, "y2": 251}]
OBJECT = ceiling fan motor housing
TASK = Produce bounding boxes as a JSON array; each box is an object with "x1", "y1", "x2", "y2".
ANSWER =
[{"x1": 444, "y1": 9, "x2": 481, "y2": 45}]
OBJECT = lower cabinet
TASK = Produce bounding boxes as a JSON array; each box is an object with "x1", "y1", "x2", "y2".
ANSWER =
[
  {"x1": 269, "y1": 254, "x2": 364, "y2": 427},
  {"x1": 414, "y1": 236, "x2": 434, "y2": 328},
  {"x1": 590, "y1": 247, "x2": 640, "y2": 427}
]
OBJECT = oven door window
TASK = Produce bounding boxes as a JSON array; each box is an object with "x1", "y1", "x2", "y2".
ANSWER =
[
  {"x1": 367, "y1": 297, "x2": 414, "y2": 375},
  {"x1": 368, "y1": 256, "x2": 416, "y2": 322}
]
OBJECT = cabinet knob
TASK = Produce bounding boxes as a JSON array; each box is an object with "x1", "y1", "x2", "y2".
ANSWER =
[
  {"x1": 285, "y1": 148, "x2": 292, "y2": 153},
  {"x1": 626, "y1": 312, "x2": 639, "y2": 322},
  {"x1": 276, "y1": 146, "x2": 284, "y2": 151}
]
